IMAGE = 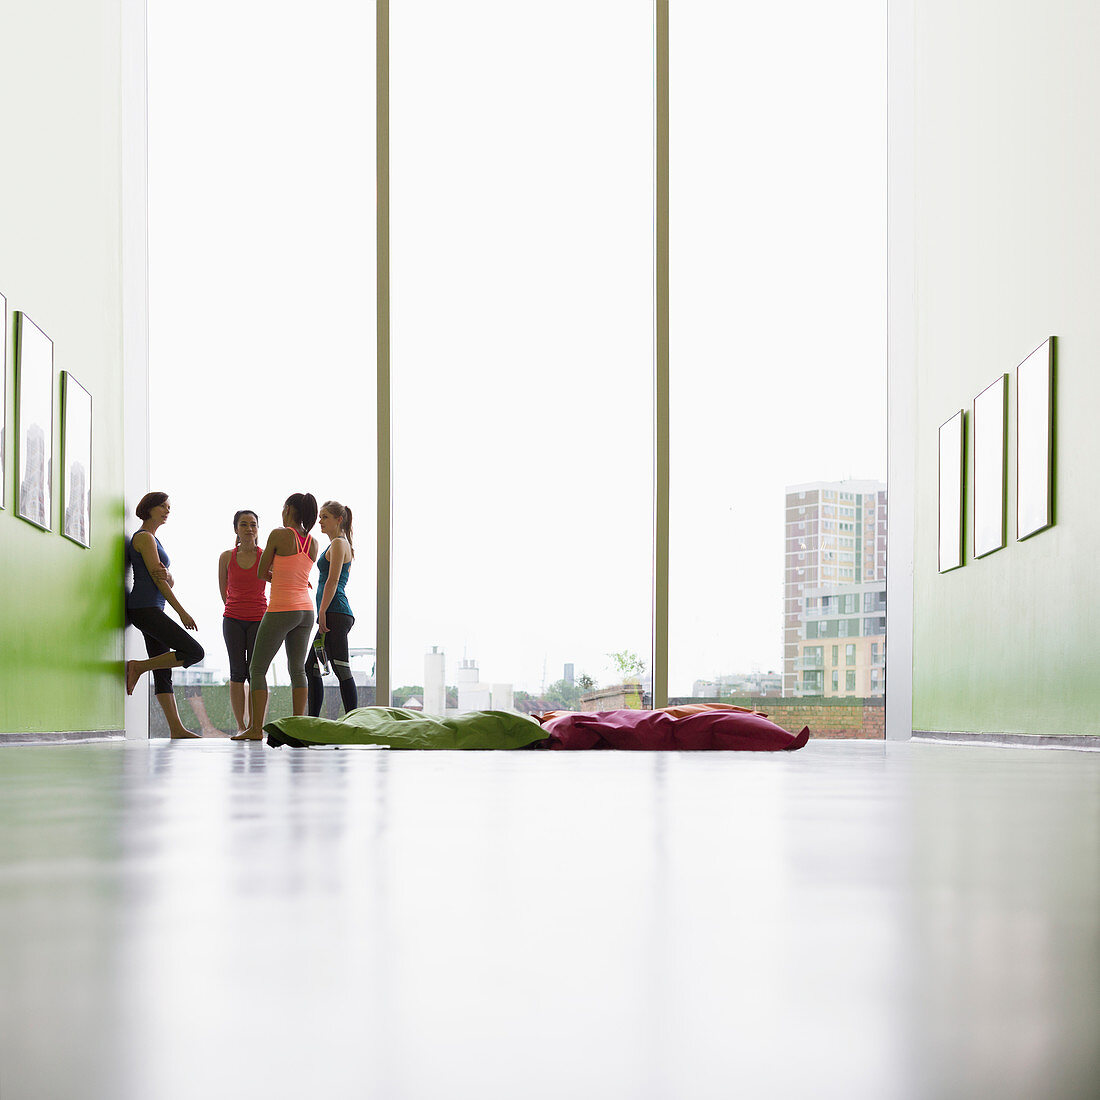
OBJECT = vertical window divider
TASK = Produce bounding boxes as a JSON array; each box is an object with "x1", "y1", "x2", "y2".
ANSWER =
[
  {"x1": 376, "y1": 0, "x2": 392, "y2": 707},
  {"x1": 652, "y1": 0, "x2": 670, "y2": 709}
]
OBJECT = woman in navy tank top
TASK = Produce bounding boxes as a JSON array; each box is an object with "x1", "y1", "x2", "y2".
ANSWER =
[{"x1": 125, "y1": 491, "x2": 205, "y2": 737}]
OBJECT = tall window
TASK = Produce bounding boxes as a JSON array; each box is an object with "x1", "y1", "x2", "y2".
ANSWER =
[
  {"x1": 148, "y1": 1, "x2": 377, "y2": 726},
  {"x1": 669, "y1": 1, "x2": 886, "y2": 714},
  {"x1": 389, "y1": 1, "x2": 652, "y2": 713},
  {"x1": 148, "y1": 3, "x2": 886, "y2": 726}
]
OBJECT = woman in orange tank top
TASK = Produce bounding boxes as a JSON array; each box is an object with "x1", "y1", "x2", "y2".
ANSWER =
[{"x1": 233, "y1": 492, "x2": 319, "y2": 741}]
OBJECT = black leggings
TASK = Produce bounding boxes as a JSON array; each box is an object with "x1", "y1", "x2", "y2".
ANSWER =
[
  {"x1": 222, "y1": 617, "x2": 261, "y2": 683},
  {"x1": 306, "y1": 612, "x2": 358, "y2": 716},
  {"x1": 128, "y1": 606, "x2": 205, "y2": 695}
]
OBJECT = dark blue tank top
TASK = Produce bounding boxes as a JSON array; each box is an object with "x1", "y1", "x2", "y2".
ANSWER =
[
  {"x1": 316, "y1": 551, "x2": 353, "y2": 617},
  {"x1": 127, "y1": 532, "x2": 169, "y2": 610}
]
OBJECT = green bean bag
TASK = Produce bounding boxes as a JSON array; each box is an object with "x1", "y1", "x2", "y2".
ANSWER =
[{"x1": 265, "y1": 706, "x2": 547, "y2": 750}]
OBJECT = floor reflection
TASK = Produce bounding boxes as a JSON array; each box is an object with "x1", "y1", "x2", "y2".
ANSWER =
[
  {"x1": 907, "y1": 750, "x2": 1100, "y2": 1100},
  {"x1": 0, "y1": 740, "x2": 1097, "y2": 1099}
]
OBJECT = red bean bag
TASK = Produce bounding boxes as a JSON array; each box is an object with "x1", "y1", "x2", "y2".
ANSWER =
[{"x1": 536, "y1": 704, "x2": 809, "y2": 752}]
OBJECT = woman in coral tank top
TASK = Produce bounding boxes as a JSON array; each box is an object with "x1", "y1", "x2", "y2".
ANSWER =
[
  {"x1": 233, "y1": 492, "x2": 319, "y2": 741},
  {"x1": 218, "y1": 509, "x2": 270, "y2": 735}
]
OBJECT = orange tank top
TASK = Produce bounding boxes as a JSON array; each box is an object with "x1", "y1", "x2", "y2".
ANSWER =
[{"x1": 267, "y1": 530, "x2": 315, "y2": 613}]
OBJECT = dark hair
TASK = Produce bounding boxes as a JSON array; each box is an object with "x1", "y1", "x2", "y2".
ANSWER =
[
  {"x1": 322, "y1": 500, "x2": 355, "y2": 558},
  {"x1": 233, "y1": 510, "x2": 258, "y2": 547},
  {"x1": 284, "y1": 492, "x2": 318, "y2": 531},
  {"x1": 135, "y1": 491, "x2": 168, "y2": 521}
]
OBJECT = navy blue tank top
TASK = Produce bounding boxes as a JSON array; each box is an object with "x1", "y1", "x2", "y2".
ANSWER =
[{"x1": 127, "y1": 532, "x2": 170, "y2": 610}]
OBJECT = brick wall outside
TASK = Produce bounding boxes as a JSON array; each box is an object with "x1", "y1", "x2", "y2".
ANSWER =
[
  {"x1": 150, "y1": 684, "x2": 377, "y2": 737},
  {"x1": 581, "y1": 685, "x2": 645, "y2": 711},
  {"x1": 152, "y1": 686, "x2": 882, "y2": 740},
  {"x1": 669, "y1": 697, "x2": 885, "y2": 740}
]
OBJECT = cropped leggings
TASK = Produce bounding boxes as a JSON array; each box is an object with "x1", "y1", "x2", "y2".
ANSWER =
[
  {"x1": 249, "y1": 609, "x2": 314, "y2": 693},
  {"x1": 128, "y1": 606, "x2": 205, "y2": 695},
  {"x1": 222, "y1": 617, "x2": 261, "y2": 683},
  {"x1": 306, "y1": 612, "x2": 358, "y2": 716}
]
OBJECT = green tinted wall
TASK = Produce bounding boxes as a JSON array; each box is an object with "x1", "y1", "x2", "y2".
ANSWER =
[
  {"x1": 911, "y1": 0, "x2": 1100, "y2": 735},
  {"x1": 0, "y1": 0, "x2": 126, "y2": 736}
]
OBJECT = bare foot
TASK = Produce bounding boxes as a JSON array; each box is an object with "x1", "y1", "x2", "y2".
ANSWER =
[
  {"x1": 125, "y1": 660, "x2": 142, "y2": 696},
  {"x1": 230, "y1": 730, "x2": 263, "y2": 741},
  {"x1": 170, "y1": 728, "x2": 202, "y2": 739}
]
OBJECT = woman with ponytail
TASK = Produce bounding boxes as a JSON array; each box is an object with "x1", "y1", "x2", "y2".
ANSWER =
[
  {"x1": 306, "y1": 500, "x2": 359, "y2": 717},
  {"x1": 233, "y1": 492, "x2": 318, "y2": 741}
]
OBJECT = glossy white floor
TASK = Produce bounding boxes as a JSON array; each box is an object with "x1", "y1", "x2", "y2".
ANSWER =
[{"x1": 1, "y1": 739, "x2": 1097, "y2": 1100}]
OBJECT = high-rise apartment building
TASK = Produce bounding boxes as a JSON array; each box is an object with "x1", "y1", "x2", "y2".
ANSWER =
[{"x1": 783, "y1": 480, "x2": 887, "y2": 697}]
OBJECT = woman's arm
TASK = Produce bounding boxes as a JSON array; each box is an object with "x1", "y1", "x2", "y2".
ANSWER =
[
  {"x1": 134, "y1": 531, "x2": 197, "y2": 630},
  {"x1": 316, "y1": 538, "x2": 349, "y2": 632},
  {"x1": 256, "y1": 529, "x2": 286, "y2": 579},
  {"x1": 218, "y1": 550, "x2": 231, "y2": 605}
]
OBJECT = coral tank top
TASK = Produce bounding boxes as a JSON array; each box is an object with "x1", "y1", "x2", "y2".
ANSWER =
[{"x1": 267, "y1": 530, "x2": 315, "y2": 613}]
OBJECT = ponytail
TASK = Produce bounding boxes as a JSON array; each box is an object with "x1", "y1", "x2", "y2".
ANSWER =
[
  {"x1": 322, "y1": 500, "x2": 355, "y2": 558},
  {"x1": 285, "y1": 492, "x2": 318, "y2": 531}
]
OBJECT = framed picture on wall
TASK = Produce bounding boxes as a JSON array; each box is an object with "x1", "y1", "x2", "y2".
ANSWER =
[
  {"x1": 61, "y1": 372, "x2": 92, "y2": 547},
  {"x1": 1017, "y1": 337, "x2": 1055, "y2": 540},
  {"x1": 938, "y1": 409, "x2": 965, "y2": 572},
  {"x1": 14, "y1": 312, "x2": 53, "y2": 531},
  {"x1": 0, "y1": 292, "x2": 6, "y2": 511},
  {"x1": 973, "y1": 374, "x2": 1008, "y2": 559}
]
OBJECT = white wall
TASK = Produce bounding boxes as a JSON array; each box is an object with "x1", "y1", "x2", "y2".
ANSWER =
[
  {"x1": 0, "y1": 0, "x2": 149, "y2": 737},
  {"x1": 0, "y1": 0, "x2": 148, "y2": 737},
  {"x1": 901, "y1": 0, "x2": 1100, "y2": 735}
]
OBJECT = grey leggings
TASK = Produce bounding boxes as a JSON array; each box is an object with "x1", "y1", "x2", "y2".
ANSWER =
[{"x1": 249, "y1": 609, "x2": 315, "y2": 692}]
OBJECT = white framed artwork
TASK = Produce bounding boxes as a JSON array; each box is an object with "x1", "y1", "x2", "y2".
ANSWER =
[
  {"x1": 15, "y1": 312, "x2": 53, "y2": 531},
  {"x1": 1016, "y1": 338, "x2": 1055, "y2": 541},
  {"x1": 938, "y1": 409, "x2": 965, "y2": 572},
  {"x1": 973, "y1": 375, "x2": 1007, "y2": 560},
  {"x1": 62, "y1": 372, "x2": 92, "y2": 547},
  {"x1": 0, "y1": 292, "x2": 7, "y2": 510}
]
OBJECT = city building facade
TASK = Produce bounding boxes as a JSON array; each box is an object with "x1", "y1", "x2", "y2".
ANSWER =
[{"x1": 784, "y1": 480, "x2": 887, "y2": 697}]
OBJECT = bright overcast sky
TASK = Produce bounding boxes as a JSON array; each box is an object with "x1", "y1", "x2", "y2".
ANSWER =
[{"x1": 147, "y1": 0, "x2": 886, "y2": 698}]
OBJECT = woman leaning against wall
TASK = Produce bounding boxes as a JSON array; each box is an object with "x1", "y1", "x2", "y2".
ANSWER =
[{"x1": 124, "y1": 491, "x2": 205, "y2": 738}]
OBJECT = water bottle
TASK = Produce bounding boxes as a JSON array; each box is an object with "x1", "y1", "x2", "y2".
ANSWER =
[{"x1": 313, "y1": 635, "x2": 330, "y2": 675}]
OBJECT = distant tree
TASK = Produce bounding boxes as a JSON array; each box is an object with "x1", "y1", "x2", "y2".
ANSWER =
[
  {"x1": 543, "y1": 679, "x2": 583, "y2": 710},
  {"x1": 393, "y1": 684, "x2": 424, "y2": 707},
  {"x1": 447, "y1": 685, "x2": 458, "y2": 709},
  {"x1": 576, "y1": 673, "x2": 596, "y2": 693},
  {"x1": 608, "y1": 650, "x2": 646, "y2": 682}
]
